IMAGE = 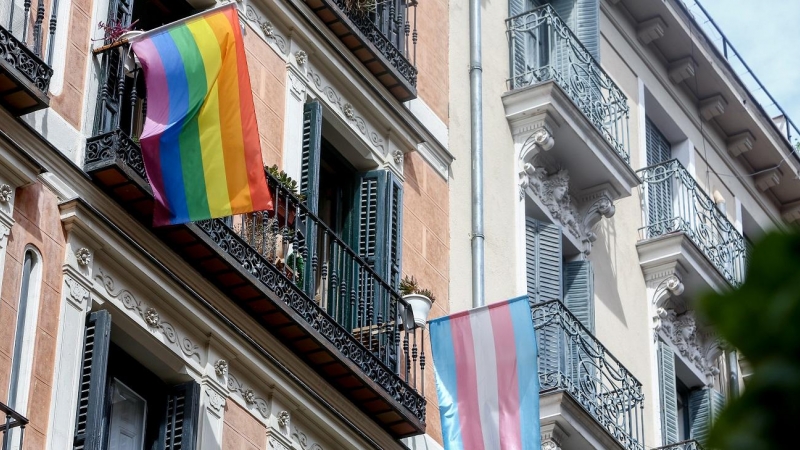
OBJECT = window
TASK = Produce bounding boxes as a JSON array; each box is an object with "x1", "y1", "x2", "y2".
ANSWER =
[
  {"x1": 8, "y1": 248, "x2": 42, "y2": 414},
  {"x1": 73, "y1": 311, "x2": 201, "y2": 450},
  {"x1": 299, "y1": 101, "x2": 404, "y2": 327},
  {"x1": 658, "y1": 340, "x2": 726, "y2": 445}
]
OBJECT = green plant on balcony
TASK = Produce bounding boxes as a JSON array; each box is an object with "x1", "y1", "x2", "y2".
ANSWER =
[
  {"x1": 266, "y1": 164, "x2": 305, "y2": 202},
  {"x1": 343, "y1": 0, "x2": 378, "y2": 14},
  {"x1": 400, "y1": 275, "x2": 434, "y2": 329}
]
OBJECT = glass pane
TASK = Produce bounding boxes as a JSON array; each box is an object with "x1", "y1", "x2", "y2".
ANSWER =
[{"x1": 108, "y1": 379, "x2": 148, "y2": 450}]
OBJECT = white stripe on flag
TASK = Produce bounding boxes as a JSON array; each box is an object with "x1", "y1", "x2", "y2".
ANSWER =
[{"x1": 470, "y1": 307, "x2": 501, "y2": 449}]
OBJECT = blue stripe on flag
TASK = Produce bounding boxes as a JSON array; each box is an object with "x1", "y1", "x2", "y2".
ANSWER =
[
  {"x1": 430, "y1": 315, "x2": 465, "y2": 450},
  {"x1": 508, "y1": 296, "x2": 541, "y2": 449}
]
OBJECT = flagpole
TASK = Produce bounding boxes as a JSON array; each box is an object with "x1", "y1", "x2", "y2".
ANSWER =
[{"x1": 125, "y1": 1, "x2": 237, "y2": 43}]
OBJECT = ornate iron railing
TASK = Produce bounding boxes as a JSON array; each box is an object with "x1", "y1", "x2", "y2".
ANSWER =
[
  {"x1": 638, "y1": 159, "x2": 747, "y2": 286},
  {"x1": 330, "y1": 0, "x2": 418, "y2": 86},
  {"x1": 85, "y1": 46, "x2": 426, "y2": 421},
  {"x1": 506, "y1": 5, "x2": 630, "y2": 163},
  {"x1": 532, "y1": 300, "x2": 645, "y2": 450},
  {"x1": 0, "y1": 401, "x2": 27, "y2": 450},
  {"x1": 0, "y1": 0, "x2": 55, "y2": 92},
  {"x1": 654, "y1": 440, "x2": 705, "y2": 450}
]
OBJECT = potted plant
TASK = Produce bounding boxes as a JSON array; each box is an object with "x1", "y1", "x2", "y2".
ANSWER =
[
  {"x1": 399, "y1": 275, "x2": 435, "y2": 329},
  {"x1": 266, "y1": 165, "x2": 305, "y2": 225}
]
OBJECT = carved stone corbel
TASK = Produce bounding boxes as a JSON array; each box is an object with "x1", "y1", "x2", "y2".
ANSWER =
[
  {"x1": 541, "y1": 422, "x2": 568, "y2": 450},
  {"x1": 578, "y1": 188, "x2": 616, "y2": 254}
]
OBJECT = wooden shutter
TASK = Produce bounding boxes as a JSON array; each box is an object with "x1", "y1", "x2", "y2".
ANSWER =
[
  {"x1": 385, "y1": 172, "x2": 404, "y2": 289},
  {"x1": 563, "y1": 260, "x2": 594, "y2": 332},
  {"x1": 73, "y1": 311, "x2": 112, "y2": 450},
  {"x1": 355, "y1": 171, "x2": 389, "y2": 275},
  {"x1": 575, "y1": 0, "x2": 600, "y2": 61},
  {"x1": 658, "y1": 340, "x2": 680, "y2": 445},
  {"x1": 645, "y1": 119, "x2": 674, "y2": 231},
  {"x1": 689, "y1": 388, "x2": 725, "y2": 444},
  {"x1": 301, "y1": 101, "x2": 323, "y2": 213},
  {"x1": 525, "y1": 217, "x2": 563, "y2": 303},
  {"x1": 160, "y1": 381, "x2": 201, "y2": 450}
]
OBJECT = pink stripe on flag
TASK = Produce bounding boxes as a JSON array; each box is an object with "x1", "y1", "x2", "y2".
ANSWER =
[
  {"x1": 451, "y1": 314, "x2": 486, "y2": 450},
  {"x1": 490, "y1": 303, "x2": 523, "y2": 449},
  {"x1": 132, "y1": 38, "x2": 170, "y2": 225}
]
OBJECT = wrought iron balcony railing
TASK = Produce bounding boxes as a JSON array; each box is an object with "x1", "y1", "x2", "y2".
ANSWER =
[
  {"x1": 0, "y1": 0, "x2": 55, "y2": 114},
  {"x1": 638, "y1": 159, "x2": 747, "y2": 286},
  {"x1": 532, "y1": 300, "x2": 645, "y2": 450},
  {"x1": 654, "y1": 440, "x2": 706, "y2": 450},
  {"x1": 84, "y1": 44, "x2": 427, "y2": 428},
  {"x1": 0, "y1": 401, "x2": 28, "y2": 450},
  {"x1": 506, "y1": 5, "x2": 630, "y2": 163}
]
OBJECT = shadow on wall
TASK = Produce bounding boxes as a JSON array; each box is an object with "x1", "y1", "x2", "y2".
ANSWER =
[{"x1": 593, "y1": 218, "x2": 627, "y2": 327}]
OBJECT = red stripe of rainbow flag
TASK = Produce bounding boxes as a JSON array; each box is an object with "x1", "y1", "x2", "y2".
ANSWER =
[{"x1": 131, "y1": 3, "x2": 272, "y2": 226}]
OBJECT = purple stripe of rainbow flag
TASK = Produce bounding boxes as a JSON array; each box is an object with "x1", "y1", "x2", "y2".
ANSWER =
[
  {"x1": 132, "y1": 4, "x2": 271, "y2": 226},
  {"x1": 429, "y1": 296, "x2": 541, "y2": 450}
]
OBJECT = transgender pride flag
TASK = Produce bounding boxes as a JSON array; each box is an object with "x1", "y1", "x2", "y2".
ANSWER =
[{"x1": 429, "y1": 296, "x2": 540, "y2": 450}]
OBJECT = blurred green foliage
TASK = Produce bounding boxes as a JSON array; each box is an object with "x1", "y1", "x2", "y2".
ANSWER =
[{"x1": 698, "y1": 231, "x2": 800, "y2": 449}]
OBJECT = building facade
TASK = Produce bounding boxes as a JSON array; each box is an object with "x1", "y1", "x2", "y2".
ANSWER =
[
  {"x1": 0, "y1": 0, "x2": 451, "y2": 449},
  {"x1": 448, "y1": 0, "x2": 796, "y2": 449}
]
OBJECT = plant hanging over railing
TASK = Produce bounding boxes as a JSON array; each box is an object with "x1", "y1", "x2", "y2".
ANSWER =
[{"x1": 94, "y1": 19, "x2": 139, "y2": 43}]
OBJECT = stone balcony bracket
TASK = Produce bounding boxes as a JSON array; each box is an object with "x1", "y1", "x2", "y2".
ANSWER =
[
  {"x1": 754, "y1": 167, "x2": 783, "y2": 191},
  {"x1": 541, "y1": 422, "x2": 570, "y2": 450},
  {"x1": 699, "y1": 94, "x2": 728, "y2": 121},
  {"x1": 726, "y1": 130, "x2": 755, "y2": 157},
  {"x1": 637, "y1": 17, "x2": 667, "y2": 45},
  {"x1": 780, "y1": 199, "x2": 800, "y2": 223},
  {"x1": 668, "y1": 56, "x2": 698, "y2": 84}
]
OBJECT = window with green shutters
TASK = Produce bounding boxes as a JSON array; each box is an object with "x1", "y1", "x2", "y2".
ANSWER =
[
  {"x1": 645, "y1": 118, "x2": 674, "y2": 232},
  {"x1": 658, "y1": 339, "x2": 680, "y2": 446},
  {"x1": 563, "y1": 260, "x2": 594, "y2": 332},
  {"x1": 525, "y1": 217, "x2": 563, "y2": 303},
  {"x1": 688, "y1": 387, "x2": 726, "y2": 444}
]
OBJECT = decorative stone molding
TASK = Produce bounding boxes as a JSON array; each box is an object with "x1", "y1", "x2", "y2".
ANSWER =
[
  {"x1": 214, "y1": 359, "x2": 229, "y2": 377},
  {"x1": 287, "y1": 67, "x2": 308, "y2": 101},
  {"x1": 268, "y1": 436, "x2": 291, "y2": 450},
  {"x1": 75, "y1": 248, "x2": 92, "y2": 266},
  {"x1": 656, "y1": 309, "x2": 723, "y2": 385},
  {"x1": 727, "y1": 131, "x2": 755, "y2": 157},
  {"x1": 0, "y1": 184, "x2": 12, "y2": 203},
  {"x1": 227, "y1": 372, "x2": 270, "y2": 419},
  {"x1": 541, "y1": 422, "x2": 568, "y2": 450},
  {"x1": 652, "y1": 274, "x2": 685, "y2": 308},
  {"x1": 307, "y1": 66, "x2": 386, "y2": 154},
  {"x1": 637, "y1": 17, "x2": 667, "y2": 45},
  {"x1": 392, "y1": 150, "x2": 404, "y2": 166},
  {"x1": 95, "y1": 268, "x2": 201, "y2": 362},
  {"x1": 294, "y1": 50, "x2": 307, "y2": 66},
  {"x1": 242, "y1": 4, "x2": 288, "y2": 55},
  {"x1": 699, "y1": 94, "x2": 728, "y2": 121},
  {"x1": 292, "y1": 427, "x2": 325, "y2": 450},
  {"x1": 519, "y1": 158, "x2": 614, "y2": 254},
  {"x1": 668, "y1": 56, "x2": 697, "y2": 84},
  {"x1": 205, "y1": 388, "x2": 227, "y2": 414},
  {"x1": 755, "y1": 167, "x2": 782, "y2": 191},
  {"x1": 64, "y1": 275, "x2": 90, "y2": 307},
  {"x1": 277, "y1": 410, "x2": 290, "y2": 428},
  {"x1": 0, "y1": 223, "x2": 11, "y2": 249}
]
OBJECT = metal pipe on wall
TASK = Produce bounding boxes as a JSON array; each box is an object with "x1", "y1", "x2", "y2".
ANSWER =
[{"x1": 469, "y1": 0, "x2": 485, "y2": 308}]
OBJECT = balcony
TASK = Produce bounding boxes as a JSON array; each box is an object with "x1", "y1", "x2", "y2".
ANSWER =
[
  {"x1": 654, "y1": 440, "x2": 705, "y2": 450},
  {"x1": 0, "y1": 0, "x2": 54, "y2": 115},
  {"x1": 637, "y1": 160, "x2": 746, "y2": 291},
  {"x1": 304, "y1": 0, "x2": 418, "y2": 101},
  {"x1": 533, "y1": 301, "x2": 645, "y2": 450},
  {"x1": 0, "y1": 401, "x2": 28, "y2": 450},
  {"x1": 504, "y1": 5, "x2": 638, "y2": 201},
  {"x1": 82, "y1": 46, "x2": 426, "y2": 438}
]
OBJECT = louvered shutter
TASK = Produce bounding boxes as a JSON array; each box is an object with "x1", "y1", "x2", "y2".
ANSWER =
[
  {"x1": 525, "y1": 218, "x2": 563, "y2": 303},
  {"x1": 658, "y1": 340, "x2": 680, "y2": 445},
  {"x1": 575, "y1": 0, "x2": 600, "y2": 61},
  {"x1": 301, "y1": 101, "x2": 323, "y2": 213},
  {"x1": 645, "y1": 119, "x2": 674, "y2": 234},
  {"x1": 356, "y1": 171, "x2": 389, "y2": 274},
  {"x1": 300, "y1": 101, "x2": 322, "y2": 295},
  {"x1": 563, "y1": 260, "x2": 594, "y2": 332},
  {"x1": 160, "y1": 381, "x2": 201, "y2": 450},
  {"x1": 73, "y1": 311, "x2": 112, "y2": 450},
  {"x1": 385, "y1": 172, "x2": 404, "y2": 289},
  {"x1": 689, "y1": 388, "x2": 725, "y2": 444}
]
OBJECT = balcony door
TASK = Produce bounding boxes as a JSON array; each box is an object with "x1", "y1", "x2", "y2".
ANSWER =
[{"x1": 645, "y1": 119, "x2": 674, "y2": 235}]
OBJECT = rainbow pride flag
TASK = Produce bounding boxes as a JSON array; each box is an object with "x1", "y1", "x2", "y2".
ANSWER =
[
  {"x1": 429, "y1": 296, "x2": 540, "y2": 450},
  {"x1": 131, "y1": 4, "x2": 272, "y2": 226}
]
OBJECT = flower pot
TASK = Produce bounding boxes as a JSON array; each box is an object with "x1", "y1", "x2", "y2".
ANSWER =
[{"x1": 402, "y1": 294, "x2": 432, "y2": 329}]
